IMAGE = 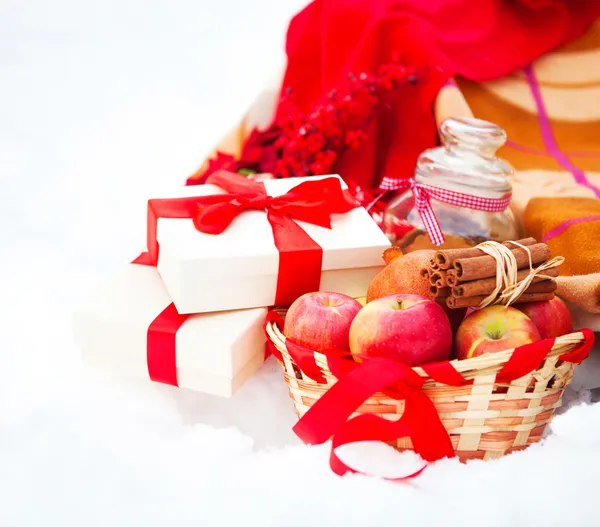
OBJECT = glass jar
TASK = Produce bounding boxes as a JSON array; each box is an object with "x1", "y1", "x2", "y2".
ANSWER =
[{"x1": 382, "y1": 117, "x2": 519, "y2": 252}]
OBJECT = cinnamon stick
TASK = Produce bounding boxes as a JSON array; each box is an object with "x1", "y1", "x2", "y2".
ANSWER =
[
  {"x1": 452, "y1": 269, "x2": 559, "y2": 297},
  {"x1": 429, "y1": 257, "x2": 440, "y2": 271},
  {"x1": 517, "y1": 281, "x2": 557, "y2": 294},
  {"x1": 454, "y1": 243, "x2": 551, "y2": 281},
  {"x1": 511, "y1": 292, "x2": 555, "y2": 304},
  {"x1": 420, "y1": 268, "x2": 431, "y2": 280},
  {"x1": 446, "y1": 292, "x2": 555, "y2": 309},
  {"x1": 435, "y1": 237, "x2": 537, "y2": 270},
  {"x1": 430, "y1": 285, "x2": 451, "y2": 299},
  {"x1": 446, "y1": 269, "x2": 458, "y2": 287},
  {"x1": 429, "y1": 270, "x2": 448, "y2": 288}
]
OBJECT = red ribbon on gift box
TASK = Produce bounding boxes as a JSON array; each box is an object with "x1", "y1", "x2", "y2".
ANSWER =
[
  {"x1": 137, "y1": 172, "x2": 359, "y2": 387},
  {"x1": 131, "y1": 252, "x2": 189, "y2": 386},
  {"x1": 147, "y1": 170, "x2": 359, "y2": 307},
  {"x1": 268, "y1": 308, "x2": 595, "y2": 479}
]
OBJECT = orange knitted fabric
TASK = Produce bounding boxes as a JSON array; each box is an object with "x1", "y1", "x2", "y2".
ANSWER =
[
  {"x1": 524, "y1": 196, "x2": 600, "y2": 314},
  {"x1": 524, "y1": 197, "x2": 600, "y2": 276}
]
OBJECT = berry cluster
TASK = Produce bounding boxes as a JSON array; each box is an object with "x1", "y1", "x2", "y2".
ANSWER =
[{"x1": 194, "y1": 62, "x2": 420, "y2": 187}]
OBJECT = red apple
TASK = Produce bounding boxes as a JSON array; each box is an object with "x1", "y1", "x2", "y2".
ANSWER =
[
  {"x1": 284, "y1": 292, "x2": 362, "y2": 351},
  {"x1": 516, "y1": 297, "x2": 573, "y2": 339},
  {"x1": 348, "y1": 294, "x2": 452, "y2": 366},
  {"x1": 455, "y1": 305, "x2": 541, "y2": 360}
]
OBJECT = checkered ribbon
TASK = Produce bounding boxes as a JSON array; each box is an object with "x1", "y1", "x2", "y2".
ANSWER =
[{"x1": 379, "y1": 177, "x2": 512, "y2": 246}]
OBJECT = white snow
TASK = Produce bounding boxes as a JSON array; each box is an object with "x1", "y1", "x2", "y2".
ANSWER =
[{"x1": 1, "y1": 1, "x2": 600, "y2": 525}]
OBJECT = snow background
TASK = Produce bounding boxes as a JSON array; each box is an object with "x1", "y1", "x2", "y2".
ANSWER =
[{"x1": 2, "y1": 1, "x2": 600, "y2": 525}]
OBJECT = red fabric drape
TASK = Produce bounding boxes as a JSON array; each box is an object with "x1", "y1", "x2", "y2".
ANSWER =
[{"x1": 280, "y1": 0, "x2": 600, "y2": 189}]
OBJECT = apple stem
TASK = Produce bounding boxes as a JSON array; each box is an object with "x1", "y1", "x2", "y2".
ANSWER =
[{"x1": 486, "y1": 331, "x2": 502, "y2": 340}]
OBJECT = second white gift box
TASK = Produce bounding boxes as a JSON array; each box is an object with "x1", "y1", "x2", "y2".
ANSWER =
[
  {"x1": 146, "y1": 172, "x2": 391, "y2": 314},
  {"x1": 73, "y1": 259, "x2": 268, "y2": 397}
]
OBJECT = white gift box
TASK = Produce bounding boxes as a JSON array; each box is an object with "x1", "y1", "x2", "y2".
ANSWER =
[
  {"x1": 73, "y1": 262, "x2": 268, "y2": 397},
  {"x1": 150, "y1": 174, "x2": 390, "y2": 314}
]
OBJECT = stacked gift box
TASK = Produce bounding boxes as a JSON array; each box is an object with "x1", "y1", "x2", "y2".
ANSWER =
[{"x1": 73, "y1": 172, "x2": 391, "y2": 397}]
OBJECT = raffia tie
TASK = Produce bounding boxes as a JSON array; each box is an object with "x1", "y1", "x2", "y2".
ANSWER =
[{"x1": 476, "y1": 241, "x2": 564, "y2": 309}]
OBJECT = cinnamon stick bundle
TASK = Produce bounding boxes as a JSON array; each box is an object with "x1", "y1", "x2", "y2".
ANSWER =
[
  {"x1": 452, "y1": 268, "x2": 559, "y2": 297},
  {"x1": 454, "y1": 243, "x2": 551, "y2": 281},
  {"x1": 420, "y1": 238, "x2": 560, "y2": 310},
  {"x1": 434, "y1": 237, "x2": 537, "y2": 270}
]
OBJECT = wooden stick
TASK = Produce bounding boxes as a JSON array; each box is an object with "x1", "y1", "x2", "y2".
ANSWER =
[
  {"x1": 454, "y1": 243, "x2": 551, "y2": 281},
  {"x1": 446, "y1": 292, "x2": 555, "y2": 309},
  {"x1": 452, "y1": 269, "x2": 559, "y2": 297},
  {"x1": 435, "y1": 238, "x2": 537, "y2": 270}
]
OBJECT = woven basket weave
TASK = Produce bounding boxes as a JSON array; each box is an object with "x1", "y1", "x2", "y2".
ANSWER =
[{"x1": 266, "y1": 315, "x2": 587, "y2": 462}]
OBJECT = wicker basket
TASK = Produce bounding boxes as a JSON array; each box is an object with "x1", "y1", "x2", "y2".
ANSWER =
[{"x1": 266, "y1": 314, "x2": 590, "y2": 462}]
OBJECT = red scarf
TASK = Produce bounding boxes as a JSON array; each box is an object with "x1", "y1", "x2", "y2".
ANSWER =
[{"x1": 279, "y1": 0, "x2": 600, "y2": 189}]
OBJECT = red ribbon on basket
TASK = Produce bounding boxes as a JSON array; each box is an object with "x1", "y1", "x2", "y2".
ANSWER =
[
  {"x1": 271, "y1": 307, "x2": 595, "y2": 479},
  {"x1": 147, "y1": 170, "x2": 359, "y2": 307},
  {"x1": 378, "y1": 177, "x2": 512, "y2": 246}
]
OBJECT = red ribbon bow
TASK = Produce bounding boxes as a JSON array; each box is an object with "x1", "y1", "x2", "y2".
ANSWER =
[
  {"x1": 379, "y1": 177, "x2": 512, "y2": 246},
  {"x1": 193, "y1": 170, "x2": 359, "y2": 235}
]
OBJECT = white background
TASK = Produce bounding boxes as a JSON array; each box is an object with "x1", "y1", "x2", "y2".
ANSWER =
[{"x1": 2, "y1": 1, "x2": 600, "y2": 526}]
